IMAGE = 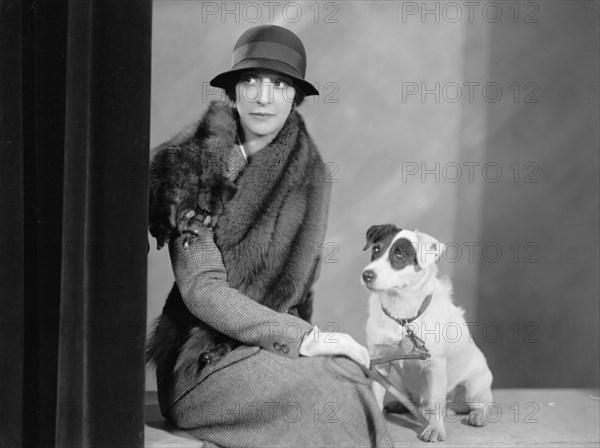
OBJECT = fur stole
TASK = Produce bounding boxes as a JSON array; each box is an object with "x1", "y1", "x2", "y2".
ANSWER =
[{"x1": 147, "y1": 101, "x2": 330, "y2": 391}]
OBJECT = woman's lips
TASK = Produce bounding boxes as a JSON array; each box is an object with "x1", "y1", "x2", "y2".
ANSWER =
[{"x1": 250, "y1": 112, "x2": 275, "y2": 120}]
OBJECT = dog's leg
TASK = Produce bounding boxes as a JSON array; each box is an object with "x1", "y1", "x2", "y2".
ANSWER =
[
  {"x1": 420, "y1": 358, "x2": 448, "y2": 442},
  {"x1": 372, "y1": 381, "x2": 387, "y2": 412},
  {"x1": 371, "y1": 363, "x2": 391, "y2": 411},
  {"x1": 386, "y1": 363, "x2": 426, "y2": 422},
  {"x1": 461, "y1": 368, "x2": 493, "y2": 427},
  {"x1": 449, "y1": 383, "x2": 471, "y2": 414}
]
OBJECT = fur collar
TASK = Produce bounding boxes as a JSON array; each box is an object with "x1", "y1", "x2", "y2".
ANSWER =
[{"x1": 190, "y1": 101, "x2": 329, "y2": 311}]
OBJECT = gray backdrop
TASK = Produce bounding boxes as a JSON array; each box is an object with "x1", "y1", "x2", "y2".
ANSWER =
[{"x1": 147, "y1": 1, "x2": 599, "y2": 390}]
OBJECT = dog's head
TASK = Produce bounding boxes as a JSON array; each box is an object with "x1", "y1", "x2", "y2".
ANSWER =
[{"x1": 361, "y1": 224, "x2": 445, "y2": 291}]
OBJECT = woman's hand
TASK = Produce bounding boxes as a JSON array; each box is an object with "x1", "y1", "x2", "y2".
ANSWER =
[{"x1": 299, "y1": 326, "x2": 370, "y2": 368}]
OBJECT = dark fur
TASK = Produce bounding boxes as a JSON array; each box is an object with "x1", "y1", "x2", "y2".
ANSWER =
[
  {"x1": 148, "y1": 106, "x2": 239, "y2": 250},
  {"x1": 147, "y1": 101, "x2": 329, "y2": 401},
  {"x1": 363, "y1": 224, "x2": 401, "y2": 254}
]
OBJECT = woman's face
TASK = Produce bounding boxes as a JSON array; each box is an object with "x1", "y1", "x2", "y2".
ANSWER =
[{"x1": 235, "y1": 69, "x2": 296, "y2": 143}]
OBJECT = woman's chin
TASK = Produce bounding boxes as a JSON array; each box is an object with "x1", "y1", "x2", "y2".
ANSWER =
[{"x1": 245, "y1": 124, "x2": 284, "y2": 140}]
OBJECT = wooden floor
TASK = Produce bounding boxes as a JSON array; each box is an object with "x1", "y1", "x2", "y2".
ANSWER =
[{"x1": 145, "y1": 389, "x2": 600, "y2": 447}]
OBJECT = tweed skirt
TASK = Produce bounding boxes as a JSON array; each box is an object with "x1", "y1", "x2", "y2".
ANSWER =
[{"x1": 166, "y1": 347, "x2": 394, "y2": 448}]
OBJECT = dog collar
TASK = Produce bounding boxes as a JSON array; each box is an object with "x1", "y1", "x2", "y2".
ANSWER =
[
  {"x1": 373, "y1": 293, "x2": 433, "y2": 363},
  {"x1": 381, "y1": 293, "x2": 432, "y2": 327}
]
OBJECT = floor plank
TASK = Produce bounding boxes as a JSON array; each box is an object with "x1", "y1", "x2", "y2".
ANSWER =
[
  {"x1": 384, "y1": 389, "x2": 600, "y2": 447},
  {"x1": 145, "y1": 392, "x2": 204, "y2": 448},
  {"x1": 145, "y1": 389, "x2": 600, "y2": 447}
]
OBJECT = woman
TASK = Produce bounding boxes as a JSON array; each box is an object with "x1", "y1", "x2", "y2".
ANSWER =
[{"x1": 147, "y1": 25, "x2": 393, "y2": 447}]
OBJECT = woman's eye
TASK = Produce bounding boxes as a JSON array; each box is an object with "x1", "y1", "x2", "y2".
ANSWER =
[
  {"x1": 244, "y1": 76, "x2": 258, "y2": 85},
  {"x1": 274, "y1": 81, "x2": 288, "y2": 89}
]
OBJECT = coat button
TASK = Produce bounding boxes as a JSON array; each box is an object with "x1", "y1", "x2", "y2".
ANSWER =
[
  {"x1": 281, "y1": 344, "x2": 289, "y2": 354},
  {"x1": 273, "y1": 342, "x2": 281, "y2": 351}
]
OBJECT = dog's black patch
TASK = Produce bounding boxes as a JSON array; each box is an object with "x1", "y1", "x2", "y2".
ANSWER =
[
  {"x1": 388, "y1": 237, "x2": 419, "y2": 270},
  {"x1": 363, "y1": 224, "x2": 401, "y2": 261}
]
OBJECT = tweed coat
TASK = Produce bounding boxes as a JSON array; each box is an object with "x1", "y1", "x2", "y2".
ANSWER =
[
  {"x1": 166, "y1": 218, "x2": 393, "y2": 447},
  {"x1": 152, "y1": 105, "x2": 393, "y2": 447},
  {"x1": 148, "y1": 101, "x2": 333, "y2": 410}
]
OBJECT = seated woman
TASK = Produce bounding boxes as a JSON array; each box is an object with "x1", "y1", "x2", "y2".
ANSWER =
[{"x1": 147, "y1": 25, "x2": 393, "y2": 447}]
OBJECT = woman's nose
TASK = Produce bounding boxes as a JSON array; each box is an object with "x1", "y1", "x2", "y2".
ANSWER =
[{"x1": 257, "y1": 81, "x2": 273, "y2": 104}]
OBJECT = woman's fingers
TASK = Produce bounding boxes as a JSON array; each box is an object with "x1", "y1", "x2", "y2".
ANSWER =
[
  {"x1": 299, "y1": 329, "x2": 371, "y2": 368},
  {"x1": 356, "y1": 345, "x2": 370, "y2": 368},
  {"x1": 337, "y1": 334, "x2": 370, "y2": 368},
  {"x1": 350, "y1": 343, "x2": 370, "y2": 368}
]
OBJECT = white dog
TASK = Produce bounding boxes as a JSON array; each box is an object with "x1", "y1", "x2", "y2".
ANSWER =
[{"x1": 362, "y1": 225, "x2": 493, "y2": 442}]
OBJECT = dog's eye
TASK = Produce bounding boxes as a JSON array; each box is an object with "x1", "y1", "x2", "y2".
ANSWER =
[
  {"x1": 394, "y1": 252, "x2": 406, "y2": 261},
  {"x1": 373, "y1": 246, "x2": 380, "y2": 255}
]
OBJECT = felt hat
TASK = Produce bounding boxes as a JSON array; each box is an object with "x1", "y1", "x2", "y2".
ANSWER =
[{"x1": 210, "y1": 25, "x2": 319, "y2": 96}]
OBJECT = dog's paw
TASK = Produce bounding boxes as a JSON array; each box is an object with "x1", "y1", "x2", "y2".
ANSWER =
[
  {"x1": 384, "y1": 401, "x2": 411, "y2": 414},
  {"x1": 420, "y1": 423, "x2": 446, "y2": 442},
  {"x1": 467, "y1": 408, "x2": 486, "y2": 427}
]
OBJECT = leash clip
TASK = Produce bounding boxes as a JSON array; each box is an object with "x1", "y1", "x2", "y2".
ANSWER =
[{"x1": 405, "y1": 325, "x2": 427, "y2": 353}]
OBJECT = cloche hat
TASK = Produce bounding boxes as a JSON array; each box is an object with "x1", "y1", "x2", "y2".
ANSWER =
[{"x1": 210, "y1": 25, "x2": 319, "y2": 97}]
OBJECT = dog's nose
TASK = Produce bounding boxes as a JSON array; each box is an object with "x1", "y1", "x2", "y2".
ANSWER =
[{"x1": 362, "y1": 270, "x2": 376, "y2": 283}]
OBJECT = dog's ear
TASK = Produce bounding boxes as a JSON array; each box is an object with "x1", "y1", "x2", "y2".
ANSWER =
[
  {"x1": 414, "y1": 230, "x2": 446, "y2": 267},
  {"x1": 363, "y1": 224, "x2": 398, "y2": 251}
]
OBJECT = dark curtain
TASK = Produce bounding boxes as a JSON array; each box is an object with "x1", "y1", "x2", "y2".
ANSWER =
[{"x1": 0, "y1": 1, "x2": 152, "y2": 447}]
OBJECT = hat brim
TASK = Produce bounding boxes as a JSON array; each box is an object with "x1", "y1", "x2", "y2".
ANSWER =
[{"x1": 210, "y1": 58, "x2": 319, "y2": 97}]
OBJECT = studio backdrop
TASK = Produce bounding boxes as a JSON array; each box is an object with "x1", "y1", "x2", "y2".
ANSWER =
[{"x1": 147, "y1": 1, "x2": 599, "y2": 390}]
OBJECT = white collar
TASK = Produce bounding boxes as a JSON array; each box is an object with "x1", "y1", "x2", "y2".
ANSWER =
[
  {"x1": 238, "y1": 143, "x2": 247, "y2": 161},
  {"x1": 235, "y1": 135, "x2": 247, "y2": 161}
]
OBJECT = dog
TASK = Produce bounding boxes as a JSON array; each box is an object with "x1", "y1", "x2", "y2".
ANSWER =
[{"x1": 362, "y1": 224, "x2": 493, "y2": 442}]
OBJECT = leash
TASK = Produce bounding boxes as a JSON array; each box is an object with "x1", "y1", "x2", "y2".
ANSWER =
[{"x1": 358, "y1": 362, "x2": 427, "y2": 423}]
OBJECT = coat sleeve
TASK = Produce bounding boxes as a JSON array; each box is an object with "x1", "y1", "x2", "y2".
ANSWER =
[{"x1": 169, "y1": 228, "x2": 314, "y2": 359}]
